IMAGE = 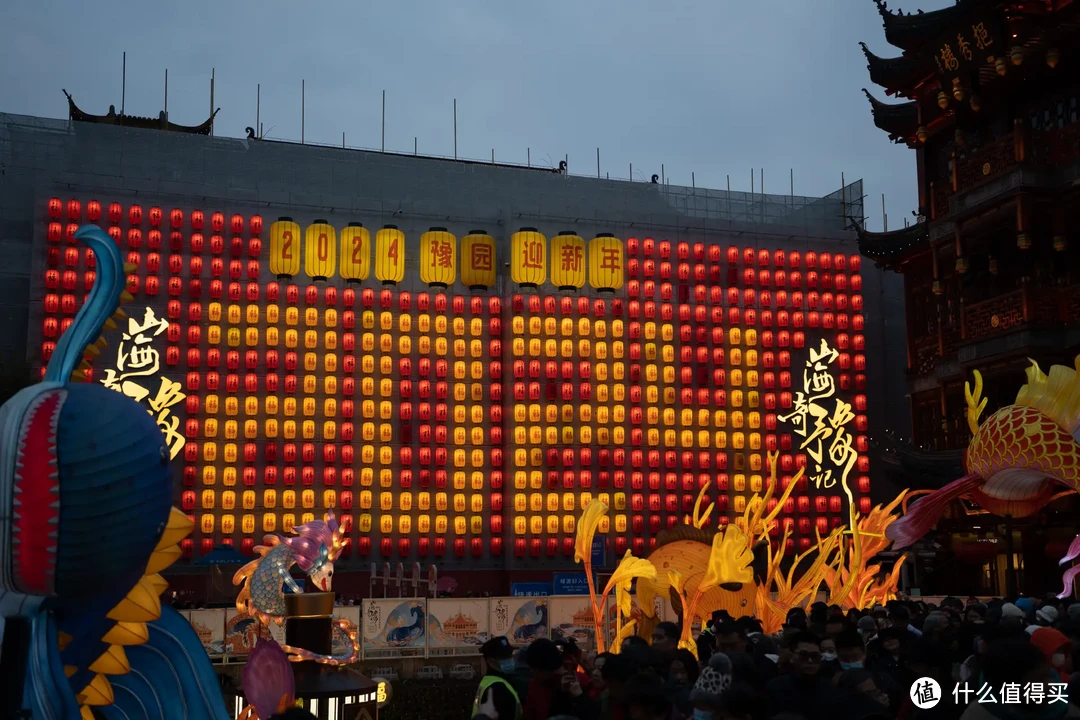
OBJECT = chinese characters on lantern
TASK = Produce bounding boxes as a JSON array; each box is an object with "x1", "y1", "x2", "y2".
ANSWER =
[
  {"x1": 100, "y1": 306, "x2": 186, "y2": 459},
  {"x1": 779, "y1": 338, "x2": 858, "y2": 493}
]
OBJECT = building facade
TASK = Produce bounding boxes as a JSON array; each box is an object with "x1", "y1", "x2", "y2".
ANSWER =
[
  {"x1": 0, "y1": 105, "x2": 904, "y2": 591},
  {"x1": 859, "y1": 0, "x2": 1080, "y2": 595}
]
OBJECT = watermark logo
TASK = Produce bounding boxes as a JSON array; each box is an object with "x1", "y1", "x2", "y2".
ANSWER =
[{"x1": 911, "y1": 677, "x2": 942, "y2": 710}]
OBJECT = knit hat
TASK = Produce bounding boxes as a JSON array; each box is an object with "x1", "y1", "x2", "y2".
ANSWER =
[
  {"x1": 689, "y1": 652, "x2": 733, "y2": 708},
  {"x1": 1015, "y1": 598, "x2": 1035, "y2": 614},
  {"x1": 1037, "y1": 606, "x2": 1059, "y2": 625},
  {"x1": 1031, "y1": 628, "x2": 1071, "y2": 662},
  {"x1": 1000, "y1": 603, "x2": 1025, "y2": 620}
]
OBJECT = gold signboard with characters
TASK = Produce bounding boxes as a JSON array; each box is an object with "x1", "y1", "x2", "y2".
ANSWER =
[{"x1": 100, "y1": 306, "x2": 187, "y2": 459}]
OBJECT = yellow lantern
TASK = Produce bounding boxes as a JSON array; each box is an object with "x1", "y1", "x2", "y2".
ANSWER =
[
  {"x1": 510, "y1": 227, "x2": 546, "y2": 287},
  {"x1": 304, "y1": 220, "x2": 337, "y2": 280},
  {"x1": 461, "y1": 231, "x2": 496, "y2": 289},
  {"x1": 419, "y1": 227, "x2": 457, "y2": 287},
  {"x1": 340, "y1": 222, "x2": 371, "y2": 282},
  {"x1": 269, "y1": 217, "x2": 301, "y2": 278},
  {"x1": 374, "y1": 225, "x2": 405, "y2": 285},
  {"x1": 588, "y1": 233, "x2": 624, "y2": 291},
  {"x1": 550, "y1": 232, "x2": 586, "y2": 290}
]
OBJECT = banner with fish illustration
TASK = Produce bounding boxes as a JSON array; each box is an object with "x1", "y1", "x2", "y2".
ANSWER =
[
  {"x1": 489, "y1": 597, "x2": 550, "y2": 646},
  {"x1": 224, "y1": 608, "x2": 271, "y2": 655},
  {"x1": 427, "y1": 599, "x2": 490, "y2": 653},
  {"x1": 363, "y1": 598, "x2": 428, "y2": 658}
]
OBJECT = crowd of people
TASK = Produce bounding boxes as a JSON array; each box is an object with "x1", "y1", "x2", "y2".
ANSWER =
[{"x1": 470, "y1": 595, "x2": 1080, "y2": 720}]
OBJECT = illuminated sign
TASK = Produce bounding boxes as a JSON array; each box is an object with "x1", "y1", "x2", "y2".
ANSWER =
[
  {"x1": 35, "y1": 197, "x2": 871, "y2": 562},
  {"x1": 100, "y1": 306, "x2": 187, "y2": 459}
]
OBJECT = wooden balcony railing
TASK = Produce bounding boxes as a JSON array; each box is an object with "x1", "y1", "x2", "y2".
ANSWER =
[
  {"x1": 963, "y1": 290, "x2": 1025, "y2": 342},
  {"x1": 956, "y1": 133, "x2": 1017, "y2": 194}
]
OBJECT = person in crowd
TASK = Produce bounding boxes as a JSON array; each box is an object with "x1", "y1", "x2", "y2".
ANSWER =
[
  {"x1": 764, "y1": 631, "x2": 833, "y2": 720},
  {"x1": 475, "y1": 636, "x2": 523, "y2": 720},
  {"x1": 689, "y1": 652, "x2": 733, "y2": 720},
  {"x1": 830, "y1": 668, "x2": 890, "y2": 719},
  {"x1": 1000, "y1": 602, "x2": 1027, "y2": 632},
  {"x1": 920, "y1": 611, "x2": 949, "y2": 642},
  {"x1": 819, "y1": 635, "x2": 837, "y2": 664},
  {"x1": 823, "y1": 614, "x2": 846, "y2": 640},
  {"x1": 523, "y1": 638, "x2": 596, "y2": 720},
  {"x1": 592, "y1": 651, "x2": 614, "y2": 699},
  {"x1": 835, "y1": 629, "x2": 867, "y2": 670},
  {"x1": 713, "y1": 622, "x2": 748, "y2": 657},
  {"x1": 624, "y1": 672, "x2": 674, "y2": 720},
  {"x1": 667, "y1": 647, "x2": 701, "y2": 714},
  {"x1": 1031, "y1": 627, "x2": 1073, "y2": 682},
  {"x1": 856, "y1": 615, "x2": 878, "y2": 644},
  {"x1": 784, "y1": 607, "x2": 808, "y2": 632},
  {"x1": 961, "y1": 635, "x2": 1080, "y2": 719},
  {"x1": 624, "y1": 635, "x2": 650, "y2": 651},
  {"x1": 598, "y1": 651, "x2": 636, "y2": 720},
  {"x1": 889, "y1": 604, "x2": 922, "y2": 638},
  {"x1": 651, "y1": 621, "x2": 681, "y2": 663},
  {"x1": 1037, "y1": 604, "x2": 1061, "y2": 628},
  {"x1": 964, "y1": 603, "x2": 986, "y2": 625},
  {"x1": 898, "y1": 639, "x2": 961, "y2": 719}
]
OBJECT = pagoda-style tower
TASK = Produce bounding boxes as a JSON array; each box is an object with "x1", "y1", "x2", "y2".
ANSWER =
[{"x1": 857, "y1": 0, "x2": 1080, "y2": 594}]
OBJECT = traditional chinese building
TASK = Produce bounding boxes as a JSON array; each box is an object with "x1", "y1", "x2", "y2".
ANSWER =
[
  {"x1": 442, "y1": 612, "x2": 479, "y2": 640},
  {"x1": 858, "y1": 0, "x2": 1080, "y2": 595}
]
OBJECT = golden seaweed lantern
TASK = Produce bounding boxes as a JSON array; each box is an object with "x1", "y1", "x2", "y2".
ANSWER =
[
  {"x1": 419, "y1": 227, "x2": 457, "y2": 288},
  {"x1": 461, "y1": 230, "x2": 496, "y2": 290},
  {"x1": 375, "y1": 224, "x2": 405, "y2": 285},
  {"x1": 589, "y1": 233, "x2": 624, "y2": 291},
  {"x1": 511, "y1": 227, "x2": 546, "y2": 287},
  {"x1": 340, "y1": 222, "x2": 371, "y2": 282},
  {"x1": 269, "y1": 217, "x2": 301, "y2": 279},
  {"x1": 551, "y1": 231, "x2": 586, "y2": 290},
  {"x1": 304, "y1": 219, "x2": 337, "y2": 280}
]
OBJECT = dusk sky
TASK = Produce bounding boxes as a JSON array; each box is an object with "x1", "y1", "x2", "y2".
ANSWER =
[{"x1": 0, "y1": 0, "x2": 951, "y2": 231}]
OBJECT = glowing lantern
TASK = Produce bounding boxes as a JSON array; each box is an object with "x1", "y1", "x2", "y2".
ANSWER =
[
  {"x1": 550, "y1": 232, "x2": 586, "y2": 290},
  {"x1": 339, "y1": 222, "x2": 370, "y2": 282},
  {"x1": 303, "y1": 219, "x2": 337, "y2": 280},
  {"x1": 374, "y1": 225, "x2": 405, "y2": 284},
  {"x1": 457, "y1": 230, "x2": 497, "y2": 290},
  {"x1": 269, "y1": 217, "x2": 301, "y2": 278},
  {"x1": 510, "y1": 227, "x2": 547, "y2": 287},
  {"x1": 419, "y1": 227, "x2": 457, "y2": 287},
  {"x1": 589, "y1": 233, "x2": 624, "y2": 291}
]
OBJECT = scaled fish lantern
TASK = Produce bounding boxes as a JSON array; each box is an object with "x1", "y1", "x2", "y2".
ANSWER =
[{"x1": 888, "y1": 359, "x2": 1080, "y2": 597}]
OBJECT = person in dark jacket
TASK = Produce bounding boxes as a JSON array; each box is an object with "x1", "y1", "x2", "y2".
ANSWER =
[
  {"x1": 764, "y1": 631, "x2": 834, "y2": 720},
  {"x1": 829, "y1": 669, "x2": 890, "y2": 720},
  {"x1": 475, "y1": 636, "x2": 522, "y2": 720},
  {"x1": 523, "y1": 638, "x2": 597, "y2": 720}
]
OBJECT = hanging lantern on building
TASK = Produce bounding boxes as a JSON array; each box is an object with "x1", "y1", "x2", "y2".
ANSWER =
[
  {"x1": 461, "y1": 231, "x2": 496, "y2": 290},
  {"x1": 340, "y1": 222, "x2": 371, "y2": 282},
  {"x1": 589, "y1": 233, "x2": 624, "y2": 292},
  {"x1": 303, "y1": 219, "x2": 337, "y2": 280},
  {"x1": 510, "y1": 227, "x2": 546, "y2": 287},
  {"x1": 269, "y1": 217, "x2": 302, "y2": 279},
  {"x1": 550, "y1": 232, "x2": 586, "y2": 290},
  {"x1": 375, "y1": 225, "x2": 405, "y2": 284},
  {"x1": 419, "y1": 227, "x2": 457, "y2": 288}
]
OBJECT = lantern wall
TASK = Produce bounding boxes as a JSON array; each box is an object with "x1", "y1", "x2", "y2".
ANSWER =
[{"x1": 28, "y1": 193, "x2": 883, "y2": 568}]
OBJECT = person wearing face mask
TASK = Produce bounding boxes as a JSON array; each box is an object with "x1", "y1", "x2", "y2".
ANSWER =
[
  {"x1": 476, "y1": 637, "x2": 523, "y2": 720},
  {"x1": 1031, "y1": 627, "x2": 1073, "y2": 682}
]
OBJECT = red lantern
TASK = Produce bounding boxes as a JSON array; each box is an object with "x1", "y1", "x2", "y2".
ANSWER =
[
  {"x1": 128, "y1": 205, "x2": 143, "y2": 226},
  {"x1": 211, "y1": 212, "x2": 225, "y2": 233},
  {"x1": 48, "y1": 198, "x2": 63, "y2": 220}
]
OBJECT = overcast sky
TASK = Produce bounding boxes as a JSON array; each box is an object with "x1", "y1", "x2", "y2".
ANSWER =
[{"x1": 0, "y1": 0, "x2": 950, "y2": 232}]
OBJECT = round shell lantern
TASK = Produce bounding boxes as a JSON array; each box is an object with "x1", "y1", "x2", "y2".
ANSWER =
[
  {"x1": 510, "y1": 227, "x2": 547, "y2": 287},
  {"x1": 303, "y1": 219, "x2": 337, "y2": 280},
  {"x1": 340, "y1": 222, "x2": 371, "y2": 282},
  {"x1": 550, "y1": 232, "x2": 586, "y2": 290},
  {"x1": 374, "y1": 225, "x2": 406, "y2": 285},
  {"x1": 461, "y1": 231, "x2": 496, "y2": 290},
  {"x1": 589, "y1": 233, "x2": 624, "y2": 292},
  {"x1": 269, "y1": 217, "x2": 302, "y2": 278},
  {"x1": 419, "y1": 227, "x2": 457, "y2": 288}
]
